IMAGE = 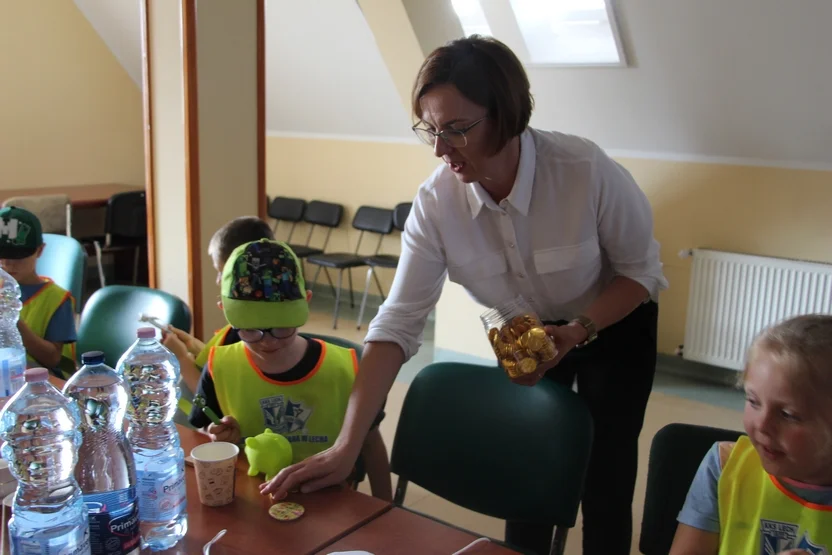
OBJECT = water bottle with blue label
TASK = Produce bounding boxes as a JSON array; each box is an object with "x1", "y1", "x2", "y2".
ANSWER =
[
  {"x1": 63, "y1": 352, "x2": 141, "y2": 555},
  {"x1": 0, "y1": 267, "x2": 26, "y2": 404},
  {"x1": 0, "y1": 367, "x2": 91, "y2": 555},
  {"x1": 117, "y1": 328, "x2": 187, "y2": 551}
]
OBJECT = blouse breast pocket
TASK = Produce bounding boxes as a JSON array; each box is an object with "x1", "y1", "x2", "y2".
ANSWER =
[
  {"x1": 447, "y1": 251, "x2": 508, "y2": 306},
  {"x1": 533, "y1": 239, "x2": 601, "y2": 304}
]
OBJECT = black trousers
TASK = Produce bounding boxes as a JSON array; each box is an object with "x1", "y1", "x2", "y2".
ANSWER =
[{"x1": 505, "y1": 301, "x2": 658, "y2": 555}]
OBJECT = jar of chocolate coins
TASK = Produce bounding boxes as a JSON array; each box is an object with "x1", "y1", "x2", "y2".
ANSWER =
[{"x1": 480, "y1": 295, "x2": 558, "y2": 379}]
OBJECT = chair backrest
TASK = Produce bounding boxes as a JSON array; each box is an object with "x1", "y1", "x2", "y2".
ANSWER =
[
  {"x1": 640, "y1": 423, "x2": 745, "y2": 555},
  {"x1": 352, "y1": 206, "x2": 394, "y2": 234},
  {"x1": 393, "y1": 202, "x2": 411, "y2": 232},
  {"x1": 391, "y1": 362, "x2": 593, "y2": 525},
  {"x1": 106, "y1": 191, "x2": 147, "y2": 239},
  {"x1": 300, "y1": 333, "x2": 363, "y2": 359},
  {"x1": 303, "y1": 201, "x2": 343, "y2": 228},
  {"x1": 37, "y1": 233, "x2": 86, "y2": 312},
  {"x1": 76, "y1": 285, "x2": 191, "y2": 366},
  {"x1": 268, "y1": 196, "x2": 306, "y2": 222},
  {"x1": 4, "y1": 194, "x2": 70, "y2": 235}
]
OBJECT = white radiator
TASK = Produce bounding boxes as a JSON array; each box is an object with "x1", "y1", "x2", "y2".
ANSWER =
[{"x1": 683, "y1": 249, "x2": 832, "y2": 371}]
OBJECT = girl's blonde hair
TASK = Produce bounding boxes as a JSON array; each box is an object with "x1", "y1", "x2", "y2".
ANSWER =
[{"x1": 741, "y1": 314, "x2": 832, "y2": 400}]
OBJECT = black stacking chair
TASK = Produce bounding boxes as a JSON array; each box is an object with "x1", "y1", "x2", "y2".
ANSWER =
[
  {"x1": 640, "y1": 423, "x2": 744, "y2": 555},
  {"x1": 291, "y1": 200, "x2": 343, "y2": 259},
  {"x1": 356, "y1": 202, "x2": 412, "y2": 329},
  {"x1": 88, "y1": 191, "x2": 147, "y2": 287},
  {"x1": 306, "y1": 206, "x2": 394, "y2": 329},
  {"x1": 267, "y1": 196, "x2": 306, "y2": 243}
]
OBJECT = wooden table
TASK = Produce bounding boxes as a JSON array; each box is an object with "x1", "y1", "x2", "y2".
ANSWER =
[
  {"x1": 155, "y1": 428, "x2": 392, "y2": 555},
  {"x1": 318, "y1": 507, "x2": 522, "y2": 555},
  {"x1": 0, "y1": 422, "x2": 390, "y2": 555},
  {"x1": 1, "y1": 183, "x2": 141, "y2": 209}
]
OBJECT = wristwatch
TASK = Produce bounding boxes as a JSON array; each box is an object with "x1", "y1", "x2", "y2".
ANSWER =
[{"x1": 571, "y1": 315, "x2": 598, "y2": 348}]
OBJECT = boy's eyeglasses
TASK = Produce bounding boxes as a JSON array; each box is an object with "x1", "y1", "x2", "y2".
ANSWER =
[
  {"x1": 236, "y1": 328, "x2": 296, "y2": 342},
  {"x1": 411, "y1": 116, "x2": 487, "y2": 148}
]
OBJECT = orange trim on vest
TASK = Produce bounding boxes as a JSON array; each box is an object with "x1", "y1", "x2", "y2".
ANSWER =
[
  {"x1": 770, "y1": 475, "x2": 832, "y2": 512},
  {"x1": 219, "y1": 326, "x2": 232, "y2": 345},
  {"x1": 350, "y1": 349, "x2": 358, "y2": 375},
  {"x1": 208, "y1": 346, "x2": 216, "y2": 379},
  {"x1": 22, "y1": 277, "x2": 54, "y2": 306},
  {"x1": 242, "y1": 338, "x2": 327, "y2": 386}
]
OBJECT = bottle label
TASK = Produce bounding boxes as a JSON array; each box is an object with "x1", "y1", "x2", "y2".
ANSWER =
[
  {"x1": 136, "y1": 459, "x2": 187, "y2": 522},
  {"x1": 83, "y1": 487, "x2": 141, "y2": 555},
  {"x1": 13, "y1": 524, "x2": 91, "y2": 555},
  {"x1": 0, "y1": 350, "x2": 25, "y2": 397}
]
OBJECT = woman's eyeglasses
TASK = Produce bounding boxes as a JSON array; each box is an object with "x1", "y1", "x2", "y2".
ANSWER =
[
  {"x1": 236, "y1": 328, "x2": 296, "y2": 343},
  {"x1": 412, "y1": 116, "x2": 486, "y2": 148}
]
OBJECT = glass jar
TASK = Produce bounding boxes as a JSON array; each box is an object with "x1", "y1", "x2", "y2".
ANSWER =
[{"x1": 480, "y1": 295, "x2": 558, "y2": 379}]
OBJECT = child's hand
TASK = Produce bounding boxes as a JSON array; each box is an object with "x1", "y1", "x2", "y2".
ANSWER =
[
  {"x1": 207, "y1": 416, "x2": 241, "y2": 444},
  {"x1": 164, "y1": 327, "x2": 205, "y2": 357}
]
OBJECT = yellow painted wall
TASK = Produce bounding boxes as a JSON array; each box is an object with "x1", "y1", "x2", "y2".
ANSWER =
[
  {"x1": 0, "y1": 1, "x2": 143, "y2": 189},
  {"x1": 267, "y1": 136, "x2": 832, "y2": 356},
  {"x1": 266, "y1": 136, "x2": 435, "y2": 292}
]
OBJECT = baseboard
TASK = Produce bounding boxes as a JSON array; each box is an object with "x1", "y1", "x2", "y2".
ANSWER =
[{"x1": 655, "y1": 353, "x2": 741, "y2": 387}]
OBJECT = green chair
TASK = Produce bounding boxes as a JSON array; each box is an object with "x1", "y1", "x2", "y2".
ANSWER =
[
  {"x1": 76, "y1": 285, "x2": 191, "y2": 367},
  {"x1": 36, "y1": 233, "x2": 86, "y2": 312},
  {"x1": 390, "y1": 362, "x2": 593, "y2": 555},
  {"x1": 300, "y1": 333, "x2": 363, "y2": 359}
]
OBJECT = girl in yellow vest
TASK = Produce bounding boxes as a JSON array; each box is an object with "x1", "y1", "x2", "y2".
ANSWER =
[
  {"x1": 187, "y1": 239, "x2": 392, "y2": 501},
  {"x1": 671, "y1": 315, "x2": 832, "y2": 555},
  {"x1": 0, "y1": 207, "x2": 76, "y2": 375}
]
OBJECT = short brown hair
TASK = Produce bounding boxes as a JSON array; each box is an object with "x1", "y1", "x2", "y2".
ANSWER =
[
  {"x1": 411, "y1": 35, "x2": 534, "y2": 155},
  {"x1": 208, "y1": 216, "x2": 274, "y2": 267},
  {"x1": 741, "y1": 314, "x2": 832, "y2": 400}
]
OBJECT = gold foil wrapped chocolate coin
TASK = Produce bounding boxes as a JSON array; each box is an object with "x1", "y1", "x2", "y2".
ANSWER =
[{"x1": 486, "y1": 313, "x2": 558, "y2": 378}]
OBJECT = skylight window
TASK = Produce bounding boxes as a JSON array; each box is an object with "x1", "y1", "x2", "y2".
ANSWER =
[
  {"x1": 451, "y1": 0, "x2": 626, "y2": 67},
  {"x1": 451, "y1": 0, "x2": 492, "y2": 37}
]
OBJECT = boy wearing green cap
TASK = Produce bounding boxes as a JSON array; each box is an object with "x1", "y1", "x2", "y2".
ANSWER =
[
  {"x1": 0, "y1": 206, "x2": 76, "y2": 372},
  {"x1": 188, "y1": 239, "x2": 391, "y2": 500}
]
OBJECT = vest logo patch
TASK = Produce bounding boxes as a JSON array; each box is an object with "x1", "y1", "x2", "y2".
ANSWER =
[
  {"x1": 761, "y1": 519, "x2": 828, "y2": 555},
  {"x1": 259, "y1": 395, "x2": 327, "y2": 443}
]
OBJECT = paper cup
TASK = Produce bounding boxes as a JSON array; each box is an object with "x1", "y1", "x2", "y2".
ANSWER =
[{"x1": 191, "y1": 442, "x2": 239, "y2": 507}]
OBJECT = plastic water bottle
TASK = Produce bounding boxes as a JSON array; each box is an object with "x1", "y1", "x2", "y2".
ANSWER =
[
  {"x1": 63, "y1": 352, "x2": 141, "y2": 555},
  {"x1": 0, "y1": 267, "x2": 26, "y2": 403},
  {"x1": 0, "y1": 367, "x2": 91, "y2": 555},
  {"x1": 116, "y1": 328, "x2": 187, "y2": 551}
]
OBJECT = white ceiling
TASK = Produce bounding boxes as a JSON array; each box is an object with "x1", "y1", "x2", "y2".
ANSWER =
[{"x1": 73, "y1": 0, "x2": 832, "y2": 166}]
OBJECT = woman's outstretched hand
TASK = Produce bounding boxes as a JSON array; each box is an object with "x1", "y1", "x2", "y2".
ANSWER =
[
  {"x1": 259, "y1": 442, "x2": 356, "y2": 499},
  {"x1": 507, "y1": 323, "x2": 586, "y2": 387}
]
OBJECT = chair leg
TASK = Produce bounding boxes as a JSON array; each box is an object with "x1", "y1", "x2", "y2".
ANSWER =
[
  {"x1": 93, "y1": 241, "x2": 106, "y2": 287},
  {"x1": 323, "y1": 268, "x2": 337, "y2": 298},
  {"x1": 371, "y1": 268, "x2": 386, "y2": 302},
  {"x1": 549, "y1": 526, "x2": 568, "y2": 555},
  {"x1": 347, "y1": 268, "x2": 355, "y2": 308},
  {"x1": 356, "y1": 267, "x2": 373, "y2": 330},
  {"x1": 310, "y1": 265, "x2": 323, "y2": 293},
  {"x1": 332, "y1": 269, "x2": 344, "y2": 329}
]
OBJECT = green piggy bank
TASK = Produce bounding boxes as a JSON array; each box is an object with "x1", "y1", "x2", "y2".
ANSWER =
[{"x1": 244, "y1": 429, "x2": 293, "y2": 481}]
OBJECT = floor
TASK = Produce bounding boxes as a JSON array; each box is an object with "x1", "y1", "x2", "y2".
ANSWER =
[{"x1": 304, "y1": 294, "x2": 746, "y2": 555}]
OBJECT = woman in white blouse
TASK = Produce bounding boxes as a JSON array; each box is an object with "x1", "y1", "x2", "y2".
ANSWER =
[{"x1": 263, "y1": 35, "x2": 668, "y2": 555}]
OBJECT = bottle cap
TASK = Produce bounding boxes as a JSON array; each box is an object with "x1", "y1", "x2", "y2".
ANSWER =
[
  {"x1": 137, "y1": 327, "x2": 156, "y2": 339},
  {"x1": 24, "y1": 368, "x2": 49, "y2": 382},
  {"x1": 81, "y1": 351, "x2": 105, "y2": 365}
]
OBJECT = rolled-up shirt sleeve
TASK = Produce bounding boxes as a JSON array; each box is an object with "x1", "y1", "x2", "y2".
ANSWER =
[
  {"x1": 364, "y1": 185, "x2": 448, "y2": 362},
  {"x1": 593, "y1": 149, "x2": 668, "y2": 300}
]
